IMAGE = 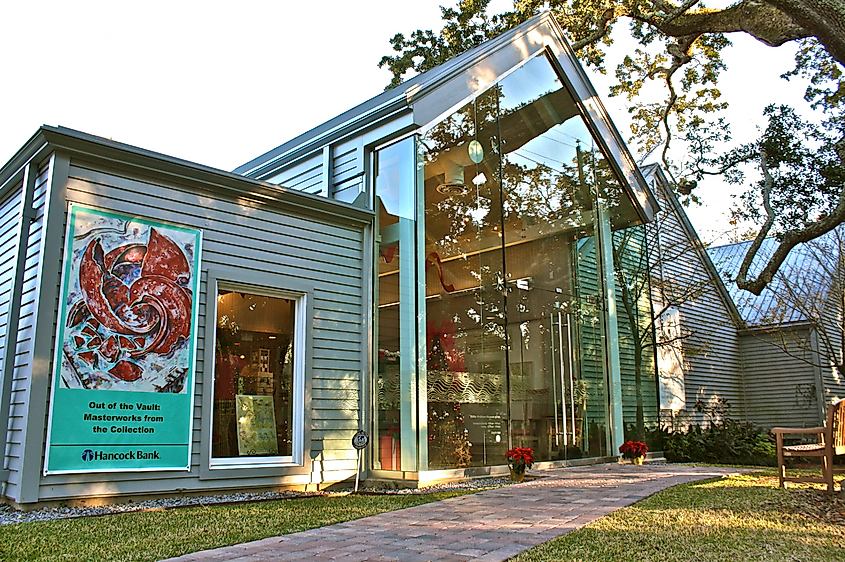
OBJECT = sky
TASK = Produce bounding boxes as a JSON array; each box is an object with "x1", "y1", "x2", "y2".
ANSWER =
[{"x1": 0, "y1": 0, "x2": 812, "y2": 244}]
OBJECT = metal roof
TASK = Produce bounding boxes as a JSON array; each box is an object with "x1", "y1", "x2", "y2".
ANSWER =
[{"x1": 708, "y1": 232, "x2": 843, "y2": 327}]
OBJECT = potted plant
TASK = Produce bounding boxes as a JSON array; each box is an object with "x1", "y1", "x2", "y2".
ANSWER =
[
  {"x1": 619, "y1": 440, "x2": 649, "y2": 464},
  {"x1": 505, "y1": 447, "x2": 534, "y2": 482}
]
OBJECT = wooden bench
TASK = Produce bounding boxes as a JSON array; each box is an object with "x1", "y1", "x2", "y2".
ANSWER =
[{"x1": 772, "y1": 398, "x2": 845, "y2": 493}]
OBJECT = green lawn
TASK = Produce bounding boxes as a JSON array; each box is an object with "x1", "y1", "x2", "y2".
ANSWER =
[
  {"x1": 514, "y1": 471, "x2": 845, "y2": 562},
  {"x1": 3, "y1": 472, "x2": 843, "y2": 562},
  {"x1": 0, "y1": 491, "x2": 472, "y2": 562}
]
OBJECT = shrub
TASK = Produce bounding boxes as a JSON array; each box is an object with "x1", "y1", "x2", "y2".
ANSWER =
[{"x1": 656, "y1": 399, "x2": 776, "y2": 466}]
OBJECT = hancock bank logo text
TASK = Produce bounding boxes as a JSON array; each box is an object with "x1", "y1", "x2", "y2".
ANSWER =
[{"x1": 81, "y1": 449, "x2": 160, "y2": 461}]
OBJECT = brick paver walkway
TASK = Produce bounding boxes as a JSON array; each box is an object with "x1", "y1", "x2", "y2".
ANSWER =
[{"x1": 160, "y1": 464, "x2": 748, "y2": 562}]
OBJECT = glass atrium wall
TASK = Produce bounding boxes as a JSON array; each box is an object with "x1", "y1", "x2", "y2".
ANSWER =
[
  {"x1": 374, "y1": 52, "x2": 659, "y2": 472},
  {"x1": 422, "y1": 85, "x2": 508, "y2": 468},
  {"x1": 613, "y1": 225, "x2": 660, "y2": 446},
  {"x1": 374, "y1": 138, "x2": 420, "y2": 472}
]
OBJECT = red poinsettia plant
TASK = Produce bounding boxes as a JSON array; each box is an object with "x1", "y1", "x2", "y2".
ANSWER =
[
  {"x1": 505, "y1": 447, "x2": 534, "y2": 472},
  {"x1": 619, "y1": 440, "x2": 649, "y2": 459}
]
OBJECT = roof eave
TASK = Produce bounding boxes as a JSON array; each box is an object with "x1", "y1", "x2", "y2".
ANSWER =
[
  {"x1": 235, "y1": 12, "x2": 659, "y2": 223},
  {"x1": 0, "y1": 128, "x2": 52, "y2": 197},
  {"x1": 739, "y1": 320, "x2": 816, "y2": 334},
  {"x1": 1, "y1": 126, "x2": 375, "y2": 224}
]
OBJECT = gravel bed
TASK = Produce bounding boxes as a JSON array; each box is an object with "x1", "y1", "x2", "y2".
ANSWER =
[
  {"x1": 0, "y1": 476, "x2": 514, "y2": 525},
  {"x1": 343, "y1": 475, "x2": 513, "y2": 494}
]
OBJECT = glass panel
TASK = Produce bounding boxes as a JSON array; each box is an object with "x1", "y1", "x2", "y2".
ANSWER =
[
  {"x1": 422, "y1": 87, "x2": 508, "y2": 469},
  {"x1": 579, "y1": 104, "x2": 658, "y2": 451},
  {"x1": 374, "y1": 137, "x2": 417, "y2": 471},
  {"x1": 498, "y1": 55, "x2": 611, "y2": 460},
  {"x1": 582, "y1": 105, "x2": 658, "y2": 452},
  {"x1": 212, "y1": 290, "x2": 295, "y2": 459},
  {"x1": 406, "y1": 52, "x2": 658, "y2": 469},
  {"x1": 614, "y1": 225, "x2": 660, "y2": 447}
]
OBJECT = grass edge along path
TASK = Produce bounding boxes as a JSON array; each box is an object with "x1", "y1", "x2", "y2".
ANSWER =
[
  {"x1": 513, "y1": 471, "x2": 845, "y2": 562},
  {"x1": 0, "y1": 489, "x2": 475, "y2": 562}
]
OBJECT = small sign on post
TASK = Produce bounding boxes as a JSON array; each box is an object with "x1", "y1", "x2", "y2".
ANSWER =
[{"x1": 352, "y1": 429, "x2": 369, "y2": 493}]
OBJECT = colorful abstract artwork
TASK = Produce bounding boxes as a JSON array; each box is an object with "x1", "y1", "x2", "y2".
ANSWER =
[{"x1": 57, "y1": 205, "x2": 201, "y2": 394}]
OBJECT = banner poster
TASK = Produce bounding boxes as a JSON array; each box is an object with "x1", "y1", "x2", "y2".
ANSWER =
[{"x1": 44, "y1": 205, "x2": 202, "y2": 474}]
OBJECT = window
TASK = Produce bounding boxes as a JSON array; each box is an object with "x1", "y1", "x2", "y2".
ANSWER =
[{"x1": 210, "y1": 284, "x2": 303, "y2": 467}]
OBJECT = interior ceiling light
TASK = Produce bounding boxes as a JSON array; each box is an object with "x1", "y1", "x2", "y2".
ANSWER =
[
  {"x1": 433, "y1": 141, "x2": 485, "y2": 197},
  {"x1": 437, "y1": 183, "x2": 470, "y2": 195}
]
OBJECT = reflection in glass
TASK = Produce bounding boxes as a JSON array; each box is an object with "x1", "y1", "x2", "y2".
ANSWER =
[
  {"x1": 418, "y1": 53, "x2": 658, "y2": 468},
  {"x1": 371, "y1": 52, "x2": 660, "y2": 471},
  {"x1": 212, "y1": 290, "x2": 295, "y2": 459},
  {"x1": 613, "y1": 225, "x2": 660, "y2": 446},
  {"x1": 374, "y1": 138, "x2": 417, "y2": 471},
  {"x1": 497, "y1": 55, "x2": 613, "y2": 461},
  {"x1": 422, "y1": 87, "x2": 508, "y2": 468}
]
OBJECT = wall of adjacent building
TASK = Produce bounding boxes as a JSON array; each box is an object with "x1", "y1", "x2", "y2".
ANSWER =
[
  {"x1": 0, "y1": 160, "x2": 52, "y2": 503},
  {"x1": 645, "y1": 169, "x2": 747, "y2": 427},
  {"x1": 818, "y1": 257, "x2": 845, "y2": 405},
  {"x1": 739, "y1": 326, "x2": 822, "y2": 428},
  {"x1": 0, "y1": 143, "x2": 370, "y2": 505}
]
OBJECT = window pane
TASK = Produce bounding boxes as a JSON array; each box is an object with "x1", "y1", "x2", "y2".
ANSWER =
[
  {"x1": 213, "y1": 290, "x2": 295, "y2": 459},
  {"x1": 374, "y1": 137, "x2": 418, "y2": 471},
  {"x1": 614, "y1": 225, "x2": 660, "y2": 447},
  {"x1": 422, "y1": 87, "x2": 508, "y2": 469},
  {"x1": 497, "y1": 55, "x2": 610, "y2": 460},
  {"x1": 400, "y1": 52, "x2": 658, "y2": 470}
]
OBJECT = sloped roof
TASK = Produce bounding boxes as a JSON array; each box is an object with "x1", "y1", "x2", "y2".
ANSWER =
[
  {"x1": 708, "y1": 233, "x2": 842, "y2": 327},
  {"x1": 235, "y1": 12, "x2": 657, "y2": 221}
]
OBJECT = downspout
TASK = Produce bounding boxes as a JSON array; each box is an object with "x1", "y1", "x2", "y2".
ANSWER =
[
  {"x1": 0, "y1": 160, "x2": 38, "y2": 494},
  {"x1": 810, "y1": 329, "x2": 827, "y2": 426}
]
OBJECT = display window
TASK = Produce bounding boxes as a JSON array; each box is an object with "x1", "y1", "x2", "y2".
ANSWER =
[{"x1": 210, "y1": 284, "x2": 303, "y2": 467}]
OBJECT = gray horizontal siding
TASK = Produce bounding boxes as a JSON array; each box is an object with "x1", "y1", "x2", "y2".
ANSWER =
[
  {"x1": 264, "y1": 138, "x2": 365, "y2": 205},
  {"x1": 739, "y1": 329, "x2": 820, "y2": 429},
  {"x1": 0, "y1": 181, "x2": 23, "y2": 482},
  {"x1": 0, "y1": 184, "x2": 23, "y2": 395},
  {"x1": 649, "y1": 180, "x2": 745, "y2": 426},
  {"x1": 818, "y1": 275, "x2": 845, "y2": 403},
  {"x1": 4, "y1": 163, "x2": 51, "y2": 500},
  {"x1": 33, "y1": 160, "x2": 365, "y2": 501},
  {"x1": 266, "y1": 154, "x2": 323, "y2": 195},
  {"x1": 331, "y1": 138, "x2": 364, "y2": 204}
]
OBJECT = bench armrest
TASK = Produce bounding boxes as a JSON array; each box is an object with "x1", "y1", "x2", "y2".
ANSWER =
[{"x1": 771, "y1": 426, "x2": 825, "y2": 435}]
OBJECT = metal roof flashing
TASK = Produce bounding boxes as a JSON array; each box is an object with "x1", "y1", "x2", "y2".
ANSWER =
[{"x1": 236, "y1": 13, "x2": 657, "y2": 222}]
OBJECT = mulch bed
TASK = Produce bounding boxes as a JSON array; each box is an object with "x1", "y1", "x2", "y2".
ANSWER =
[
  {"x1": 789, "y1": 488, "x2": 845, "y2": 525},
  {"x1": 759, "y1": 479, "x2": 845, "y2": 526}
]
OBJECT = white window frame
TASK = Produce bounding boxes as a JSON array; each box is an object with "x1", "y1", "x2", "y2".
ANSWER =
[{"x1": 208, "y1": 280, "x2": 307, "y2": 469}]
